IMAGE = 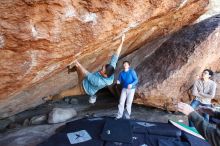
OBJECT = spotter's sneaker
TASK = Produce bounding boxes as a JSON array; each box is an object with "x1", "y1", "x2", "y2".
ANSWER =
[{"x1": 89, "y1": 95, "x2": 97, "y2": 104}]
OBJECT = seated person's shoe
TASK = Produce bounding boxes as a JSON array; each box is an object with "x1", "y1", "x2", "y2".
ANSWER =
[{"x1": 89, "y1": 95, "x2": 97, "y2": 104}]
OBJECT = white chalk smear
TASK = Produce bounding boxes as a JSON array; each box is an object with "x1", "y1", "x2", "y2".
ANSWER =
[
  {"x1": 113, "y1": 22, "x2": 139, "y2": 40},
  {"x1": 17, "y1": 50, "x2": 39, "y2": 80},
  {"x1": 65, "y1": 7, "x2": 76, "y2": 18},
  {"x1": 178, "y1": 0, "x2": 189, "y2": 9},
  {"x1": 33, "y1": 63, "x2": 60, "y2": 83},
  {"x1": 31, "y1": 25, "x2": 38, "y2": 38},
  {"x1": 0, "y1": 35, "x2": 5, "y2": 49},
  {"x1": 82, "y1": 12, "x2": 98, "y2": 24}
]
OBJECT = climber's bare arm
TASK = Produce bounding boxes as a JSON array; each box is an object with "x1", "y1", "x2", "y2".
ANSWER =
[{"x1": 115, "y1": 34, "x2": 125, "y2": 56}]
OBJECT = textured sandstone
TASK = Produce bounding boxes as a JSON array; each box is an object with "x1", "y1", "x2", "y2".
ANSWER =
[
  {"x1": 115, "y1": 15, "x2": 220, "y2": 111},
  {"x1": 212, "y1": 73, "x2": 220, "y2": 105},
  {"x1": 0, "y1": 0, "x2": 209, "y2": 118},
  {"x1": 197, "y1": 0, "x2": 220, "y2": 22}
]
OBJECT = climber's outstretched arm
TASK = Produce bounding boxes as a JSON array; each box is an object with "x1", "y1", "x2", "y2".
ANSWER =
[
  {"x1": 115, "y1": 34, "x2": 125, "y2": 56},
  {"x1": 109, "y1": 34, "x2": 125, "y2": 69}
]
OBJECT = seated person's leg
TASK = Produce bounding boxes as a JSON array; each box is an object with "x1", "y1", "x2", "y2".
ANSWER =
[
  {"x1": 202, "y1": 104, "x2": 212, "y2": 122},
  {"x1": 203, "y1": 113, "x2": 210, "y2": 122},
  {"x1": 189, "y1": 99, "x2": 201, "y2": 126},
  {"x1": 190, "y1": 99, "x2": 200, "y2": 108}
]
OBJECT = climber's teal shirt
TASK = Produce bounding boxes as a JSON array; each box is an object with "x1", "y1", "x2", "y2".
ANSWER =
[{"x1": 82, "y1": 54, "x2": 118, "y2": 96}]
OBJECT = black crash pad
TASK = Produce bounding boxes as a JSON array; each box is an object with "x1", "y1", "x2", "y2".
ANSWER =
[{"x1": 38, "y1": 117, "x2": 210, "y2": 146}]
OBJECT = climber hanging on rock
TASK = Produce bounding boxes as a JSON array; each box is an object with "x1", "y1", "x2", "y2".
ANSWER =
[{"x1": 43, "y1": 34, "x2": 126, "y2": 104}]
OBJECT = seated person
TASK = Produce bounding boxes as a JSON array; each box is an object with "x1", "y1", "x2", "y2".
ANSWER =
[
  {"x1": 189, "y1": 69, "x2": 217, "y2": 126},
  {"x1": 178, "y1": 102, "x2": 220, "y2": 146}
]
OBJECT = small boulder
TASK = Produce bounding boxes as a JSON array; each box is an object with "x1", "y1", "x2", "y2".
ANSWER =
[
  {"x1": 0, "y1": 119, "x2": 12, "y2": 131},
  {"x1": 69, "y1": 98, "x2": 79, "y2": 105},
  {"x1": 64, "y1": 97, "x2": 70, "y2": 103},
  {"x1": 30, "y1": 115, "x2": 47, "y2": 125},
  {"x1": 48, "y1": 108, "x2": 77, "y2": 124},
  {"x1": 23, "y1": 119, "x2": 30, "y2": 126},
  {"x1": 8, "y1": 123, "x2": 21, "y2": 129}
]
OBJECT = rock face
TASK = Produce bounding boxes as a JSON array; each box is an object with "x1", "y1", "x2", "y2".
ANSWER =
[
  {"x1": 115, "y1": 15, "x2": 220, "y2": 111},
  {"x1": 0, "y1": 0, "x2": 209, "y2": 118},
  {"x1": 196, "y1": 0, "x2": 220, "y2": 22},
  {"x1": 212, "y1": 73, "x2": 220, "y2": 105},
  {"x1": 214, "y1": 74, "x2": 220, "y2": 98}
]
